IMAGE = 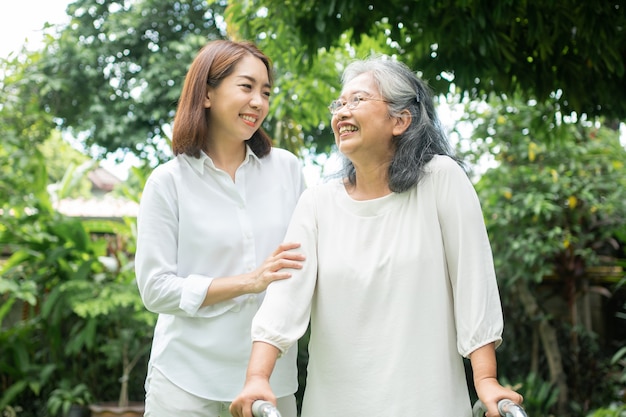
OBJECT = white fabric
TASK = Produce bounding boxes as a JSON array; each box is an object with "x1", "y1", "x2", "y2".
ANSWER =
[
  {"x1": 253, "y1": 155, "x2": 504, "y2": 416},
  {"x1": 144, "y1": 366, "x2": 297, "y2": 417},
  {"x1": 135, "y1": 146, "x2": 304, "y2": 400}
]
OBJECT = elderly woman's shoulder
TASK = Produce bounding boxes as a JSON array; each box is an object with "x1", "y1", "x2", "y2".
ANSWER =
[
  {"x1": 427, "y1": 154, "x2": 463, "y2": 170},
  {"x1": 424, "y1": 155, "x2": 469, "y2": 182},
  {"x1": 300, "y1": 177, "x2": 343, "y2": 198}
]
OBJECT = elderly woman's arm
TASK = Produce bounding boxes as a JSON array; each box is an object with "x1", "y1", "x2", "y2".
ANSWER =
[
  {"x1": 229, "y1": 341, "x2": 281, "y2": 417},
  {"x1": 470, "y1": 343, "x2": 524, "y2": 417}
]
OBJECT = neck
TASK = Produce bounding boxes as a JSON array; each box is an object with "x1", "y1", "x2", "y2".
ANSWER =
[
  {"x1": 346, "y1": 161, "x2": 392, "y2": 200},
  {"x1": 205, "y1": 142, "x2": 246, "y2": 181}
]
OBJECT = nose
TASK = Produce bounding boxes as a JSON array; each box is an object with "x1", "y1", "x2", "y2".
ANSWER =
[
  {"x1": 335, "y1": 107, "x2": 351, "y2": 120},
  {"x1": 333, "y1": 105, "x2": 351, "y2": 119},
  {"x1": 250, "y1": 91, "x2": 264, "y2": 109}
]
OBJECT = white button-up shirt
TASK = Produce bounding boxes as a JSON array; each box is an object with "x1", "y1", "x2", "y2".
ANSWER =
[{"x1": 135, "y1": 146, "x2": 305, "y2": 400}]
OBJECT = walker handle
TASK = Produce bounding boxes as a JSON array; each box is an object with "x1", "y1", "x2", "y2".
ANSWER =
[
  {"x1": 252, "y1": 400, "x2": 282, "y2": 417},
  {"x1": 473, "y1": 399, "x2": 528, "y2": 417},
  {"x1": 497, "y1": 399, "x2": 528, "y2": 417}
]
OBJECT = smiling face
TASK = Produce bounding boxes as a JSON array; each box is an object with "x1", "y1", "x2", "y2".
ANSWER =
[
  {"x1": 331, "y1": 72, "x2": 403, "y2": 164},
  {"x1": 204, "y1": 54, "x2": 271, "y2": 147}
]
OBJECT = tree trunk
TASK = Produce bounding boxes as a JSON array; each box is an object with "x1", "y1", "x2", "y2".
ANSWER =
[{"x1": 515, "y1": 280, "x2": 569, "y2": 415}]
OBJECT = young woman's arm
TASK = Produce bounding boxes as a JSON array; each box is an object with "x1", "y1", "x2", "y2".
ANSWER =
[{"x1": 202, "y1": 242, "x2": 304, "y2": 306}]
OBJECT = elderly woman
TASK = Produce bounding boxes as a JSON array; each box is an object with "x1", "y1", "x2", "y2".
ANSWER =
[{"x1": 230, "y1": 57, "x2": 523, "y2": 417}]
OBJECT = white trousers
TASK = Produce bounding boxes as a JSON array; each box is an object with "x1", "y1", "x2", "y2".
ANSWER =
[{"x1": 144, "y1": 367, "x2": 297, "y2": 417}]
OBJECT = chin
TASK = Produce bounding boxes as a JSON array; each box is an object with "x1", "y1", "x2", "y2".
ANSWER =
[{"x1": 338, "y1": 144, "x2": 356, "y2": 155}]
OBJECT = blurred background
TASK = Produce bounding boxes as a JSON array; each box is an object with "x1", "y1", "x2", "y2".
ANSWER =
[{"x1": 1, "y1": 1, "x2": 625, "y2": 417}]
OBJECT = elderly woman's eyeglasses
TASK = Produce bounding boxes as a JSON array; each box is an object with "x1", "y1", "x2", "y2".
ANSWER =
[{"x1": 328, "y1": 94, "x2": 389, "y2": 114}]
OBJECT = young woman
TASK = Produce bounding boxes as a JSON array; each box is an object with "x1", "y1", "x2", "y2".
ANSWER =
[
  {"x1": 135, "y1": 40, "x2": 305, "y2": 417},
  {"x1": 230, "y1": 57, "x2": 523, "y2": 417}
]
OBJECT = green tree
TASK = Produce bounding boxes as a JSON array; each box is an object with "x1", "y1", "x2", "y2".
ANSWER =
[
  {"x1": 39, "y1": 132, "x2": 97, "y2": 200},
  {"x1": 222, "y1": 2, "x2": 405, "y2": 155},
  {"x1": 36, "y1": 0, "x2": 343, "y2": 159},
  {"x1": 457, "y1": 93, "x2": 626, "y2": 416},
  {"x1": 39, "y1": 132, "x2": 90, "y2": 184},
  {"x1": 1, "y1": 46, "x2": 153, "y2": 415},
  {"x1": 38, "y1": 0, "x2": 626, "y2": 162},
  {"x1": 38, "y1": 0, "x2": 226, "y2": 162},
  {"x1": 1, "y1": 49, "x2": 56, "y2": 214},
  {"x1": 226, "y1": 0, "x2": 626, "y2": 120}
]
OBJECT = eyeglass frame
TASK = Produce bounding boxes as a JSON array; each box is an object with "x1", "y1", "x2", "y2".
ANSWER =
[{"x1": 328, "y1": 94, "x2": 389, "y2": 115}]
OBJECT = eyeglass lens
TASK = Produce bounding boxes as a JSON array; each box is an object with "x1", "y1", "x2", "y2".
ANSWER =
[{"x1": 329, "y1": 95, "x2": 362, "y2": 114}]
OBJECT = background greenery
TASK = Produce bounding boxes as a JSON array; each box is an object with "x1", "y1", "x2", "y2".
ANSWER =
[{"x1": 1, "y1": 1, "x2": 625, "y2": 416}]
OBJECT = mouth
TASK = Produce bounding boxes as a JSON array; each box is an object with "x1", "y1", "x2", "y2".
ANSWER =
[
  {"x1": 240, "y1": 114, "x2": 258, "y2": 127},
  {"x1": 338, "y1": 124, "x2": 359, "y2": 135}
]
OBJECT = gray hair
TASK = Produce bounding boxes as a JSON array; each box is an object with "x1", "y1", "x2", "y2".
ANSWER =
[{"x1": 338, "y1": 57, "x2": 457, "y2": 192}]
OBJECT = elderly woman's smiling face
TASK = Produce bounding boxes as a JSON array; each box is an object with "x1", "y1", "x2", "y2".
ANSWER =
[{"x1": 331, "y1": 72, "x2": 407, "y2": 162}]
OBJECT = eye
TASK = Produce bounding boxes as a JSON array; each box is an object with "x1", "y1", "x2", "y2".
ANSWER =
[
  {"x1": 331, "y1": 99, "x2": 346, "y2": 111},
  {"x1": 263, "y1": 91, "x2": 271, "y2": 98},
  {"x1": 240, "y1": 84, "x2": 253, "y2": 90}
]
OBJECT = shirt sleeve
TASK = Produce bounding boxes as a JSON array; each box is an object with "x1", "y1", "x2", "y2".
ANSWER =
[
  {"x1": 135, "y1": 168, "x2": 239, "y2": 318},
  {"x1": 432, "y1": 156, "x2": 504, "y2": 357},
  {"x1": 251, "y1": 188, "x2": 318, "y2": 354}
]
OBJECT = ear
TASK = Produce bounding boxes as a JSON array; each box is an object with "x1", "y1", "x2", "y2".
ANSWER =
[
  {"x1": 392, "y1": 109, "x2": 411, "y2": 136},
  {"x1": 204, "y1": 88, "x2": 212, "y2": 109}
]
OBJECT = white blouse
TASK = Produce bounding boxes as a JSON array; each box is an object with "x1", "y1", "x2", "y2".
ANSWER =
[
  {"x1": 253, "y1": 155, "x2": 503, "y2": 416},
  {"x1": 135, "y1": 146, "x2": 304, "y2": 400}
]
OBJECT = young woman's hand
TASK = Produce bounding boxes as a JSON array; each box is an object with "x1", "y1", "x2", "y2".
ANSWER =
[
  {"x1": 201, "y1": 242, "x2": 305, "y2": 306},
  {"x1": 248, "y1": 242, "x2": 305, "y2": 293}
]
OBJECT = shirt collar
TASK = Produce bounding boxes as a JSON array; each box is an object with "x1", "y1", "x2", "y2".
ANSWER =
[{"x1": 182, "y1": 144, "x2": 261, "y2": 175}]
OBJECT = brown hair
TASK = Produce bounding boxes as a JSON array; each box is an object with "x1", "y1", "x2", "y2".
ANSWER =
[{"x1": 171, "y1": 40, "x2": 274, "y2": 158}]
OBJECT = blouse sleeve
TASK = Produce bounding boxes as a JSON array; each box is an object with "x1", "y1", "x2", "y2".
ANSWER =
[
  {"x1": 251, "y1": 188, "x2": 319, "y2": 354},
  {"x1": 432, "y1": 156, "x2": 504, "y2": 357},
  {"x1": 135, "y1": 168, "x2": 236, "y2": 318}
]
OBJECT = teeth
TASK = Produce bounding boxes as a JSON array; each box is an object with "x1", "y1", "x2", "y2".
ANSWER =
[
  {"x1": 339, "y1": 125, "x2": 358, "y2": 134},
  {"x1": 241, "y1": 115, "x2": 257, "y2": 123}
]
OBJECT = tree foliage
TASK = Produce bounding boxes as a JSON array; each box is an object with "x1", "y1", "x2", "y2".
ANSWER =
[
  {"x1": 222, "y1": 1, "x2": 413, "y2": 156},
  {"x1": 457, "y1": 93, "x2": 626, "y2": 415},
  {"x1": 1, "y1": 45, "x2": 153, "y2": 415},
  {"x1": 464, "y1": 95, "x2": 626, "y2": 288},
  {"x1": 37, "y1": 0, "x2": 226, "y2": 162},
  {"x1": 35, "y1": 0, "x2": 625, "y2": 161},
  {"x1": 36, "y1": 0, "x2": 343, "y2": 160},
  {"x1": 228, "y1": 0, "x2": 626, "y2": 120},
  {"x1": 0, "y1": 50, "x2": 56, "y2": 214}
]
